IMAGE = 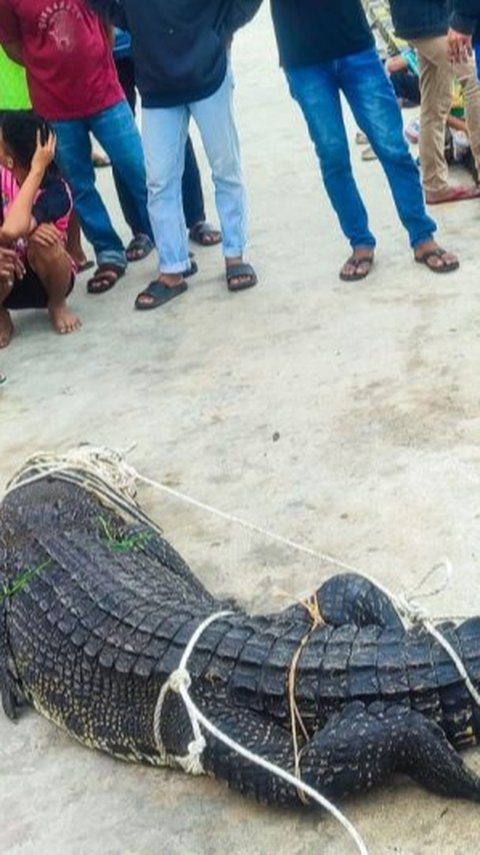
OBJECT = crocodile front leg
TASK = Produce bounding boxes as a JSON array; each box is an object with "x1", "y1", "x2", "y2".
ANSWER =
[{"x1": 0, "y1": 599, "x2": 22, "y2": 721}]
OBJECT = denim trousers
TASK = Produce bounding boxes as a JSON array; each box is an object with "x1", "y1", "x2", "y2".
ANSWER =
[
  {"x1": 142, "y1": 68, "x2": 247, "y2": 274},
  {"x1": 113, "y1": 57, "x2": 206, "y2": 231},
  {"x1": 52, "y1": 99, "x2": 151, "y2": 268},
  {"x1": 286, "y1": 49, "x2": 437, "y2": 249}
]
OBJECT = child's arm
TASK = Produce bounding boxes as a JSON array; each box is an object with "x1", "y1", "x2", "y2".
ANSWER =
[{"x1": 0, "y1": 131, "x2": 56, "y2": 242}]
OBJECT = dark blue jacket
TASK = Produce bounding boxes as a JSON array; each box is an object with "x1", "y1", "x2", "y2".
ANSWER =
[
  {"x1": 389, "y1": 0, "x2": 450, "y2": 41},
  {"x1": 87, "y1": 0, "x2": 262, "y2": 107},
  {"x1": 451, "y1": 0, "x2": 480, "y2": 32}
]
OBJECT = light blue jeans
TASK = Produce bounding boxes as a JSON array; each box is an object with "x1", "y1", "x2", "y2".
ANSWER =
[{"x1": 142, "y1": 69, "x2": 247, "y2": 274}]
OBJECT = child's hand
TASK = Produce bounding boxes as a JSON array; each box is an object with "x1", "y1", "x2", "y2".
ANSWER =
[
  {"x1": 0, "y1": 247, "x2": 17, "y2": 287},
  {"x1": 31, "y1": 130, "x2": 57, "y2": 173},
  {"x1": 30, "y1": 223, "x2": 62, "y2": 247}
]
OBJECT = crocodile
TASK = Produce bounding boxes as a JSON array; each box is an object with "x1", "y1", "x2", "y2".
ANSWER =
[{"x1": 1, "y1": 472, "x2": 480, "y2": 808}]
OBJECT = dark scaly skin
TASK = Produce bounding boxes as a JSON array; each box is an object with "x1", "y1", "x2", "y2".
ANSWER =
[{"x1": 1, "y1": 478, "x2": 480, "y2": 806}]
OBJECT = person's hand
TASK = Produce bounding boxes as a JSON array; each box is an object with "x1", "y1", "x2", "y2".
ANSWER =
[
  {"x1": 447, "y1": 27, "x2": 473, "y2": 62},
  {"x1": 30, "y1": 129, "x2": 57, "y2": 174},
  {"x1": 386, "y1": 55, "x2": 408, "y2": 75},
  {"x1": 0, "y1": 247, "x2": 18, "y2": 289},
  {"x1": 30, "y1": 223, "x2": 62, "y2": 247}
]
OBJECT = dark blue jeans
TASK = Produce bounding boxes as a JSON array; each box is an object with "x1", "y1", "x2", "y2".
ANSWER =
[
  {"x1": 52, "y1": 100, "x2": 151, "y2": 268},
  {"x1": 286, "y1": 49, "x2": 436, "y2": 249}
]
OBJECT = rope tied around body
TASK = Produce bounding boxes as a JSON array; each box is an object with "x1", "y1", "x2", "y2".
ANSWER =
[
  {"x1": 3, "y1": 445, "x2": 480, "y2": 855},
  {"x1": 152, "y1": 608, "x2": 369, "y2": 855}
]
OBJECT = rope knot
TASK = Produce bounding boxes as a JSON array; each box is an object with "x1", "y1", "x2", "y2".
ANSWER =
[{"x1": 167, "y1": 667, "x2": 191, "y2": 694}]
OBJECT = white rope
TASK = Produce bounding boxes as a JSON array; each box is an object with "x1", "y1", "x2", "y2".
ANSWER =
[
  {"x1": 4, "y1": 446, "x2": 480, "y2": 850},
  {"x1": 3, "y1": 447, "x2": 479, "y2": 711},
  {"x1": 153, "y1": 610, "x2": 369, "y2": 855}
]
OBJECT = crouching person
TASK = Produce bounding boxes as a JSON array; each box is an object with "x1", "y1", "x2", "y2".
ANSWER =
[{"x1": 0, "y1": 111, "x2": 80, "y2": 348}]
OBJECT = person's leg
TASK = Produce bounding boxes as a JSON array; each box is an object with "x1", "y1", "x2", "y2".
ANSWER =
[
  {"x1": 134, "y1": 104, "x2": 192, "y2": 308},
  {"x1": 51, "y1": 116, "x2": 126, "y2": 270},
  {"x1": 26, "y1": 237, "x2": 81, "y2": 334},
  {"x1": 190, "y1": 67, "x2": 256, "y2": 289},
  {"x1": 409, "y1": 38, "x2": 452, "y2": 197},
  {"x1": 91, "y1": 100, "x2": 154, "y2": 247},
  {"x1": 115, "y1": 56, "x2": 137, "y2": 114},
  {"x1": 182, "y1": 136, "x2": 206, "y2": 228},
  {"x1": 454, "y1": 55, "x2": 480, "y2": 176},
  {"x1": 340, "y1": 48, "x2": 458, "y2": 272},
  {"x1": 182, "y1": 137, "x2": 222, "y2": 247},
  {"x1": 285, "y1": 61, "x2": 376, "y2": 278},
  {"x1": 66, "y1": 211, "x2": 93, "y2": 270},
  {"x1": 0, "y1": 280, "x2": 14, "y2": 348}
]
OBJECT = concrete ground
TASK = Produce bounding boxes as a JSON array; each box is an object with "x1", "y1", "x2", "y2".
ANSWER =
[{"x1": 2, "y1": 7, "x2": 480, "y2": 854}]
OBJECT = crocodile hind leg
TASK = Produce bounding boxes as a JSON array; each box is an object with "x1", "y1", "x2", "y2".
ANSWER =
[
  {"x1": 300, "y1": 701, "x2": 480, "y2": 802},
  {"x1": 165, "y1": 689, "x2": 480, "y2": 806},
  {"x1": 314, "y1": 573, "x2": 405, "y2": 630},
  {"x1": 0, "y1": 599, "x2": 21, "y2": 720}
]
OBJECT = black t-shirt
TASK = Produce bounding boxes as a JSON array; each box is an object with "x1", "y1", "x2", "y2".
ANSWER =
[{"x1": 270, "y1": 0, "x2": 375, "y2": 67}]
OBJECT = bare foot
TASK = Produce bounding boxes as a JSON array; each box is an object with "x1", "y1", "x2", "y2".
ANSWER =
[
  {"x1": 48, "y1": 302, "x2": 82, "y2": 335},
  {"x1": 0, "y1": 307, "x2": 14, "y2": 348}
]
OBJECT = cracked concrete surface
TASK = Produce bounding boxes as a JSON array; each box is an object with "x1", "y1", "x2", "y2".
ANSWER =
[{"x1": 1, "y1": 7, "x2": 480, "y2": 854}]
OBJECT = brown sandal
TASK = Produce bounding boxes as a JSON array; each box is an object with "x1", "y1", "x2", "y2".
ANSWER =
[
  {"x1": 339, "y1": 255, "x2": 374, "y2": 282},
  {"x1": 87, "y1": 264, "x2": 126, "y2": 295}
]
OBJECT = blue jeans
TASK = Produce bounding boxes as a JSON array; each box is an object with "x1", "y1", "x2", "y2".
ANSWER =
[
  {"x1": 52, "y1": 100, "x2": 151, "y2": 268},
  {"x1": 142, "y1": 68, "x2": 247, "y2": 274},
  {"x1": 113, "y1": 135, "x2": 205, "y2": 235},
  {"x1": 286, "y1": 49, "x2": 436, "y2": 249}
]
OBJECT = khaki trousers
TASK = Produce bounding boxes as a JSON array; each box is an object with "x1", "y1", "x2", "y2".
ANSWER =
[{"x1": 410, "y1": 36, "x2": 480, "y2": 194}]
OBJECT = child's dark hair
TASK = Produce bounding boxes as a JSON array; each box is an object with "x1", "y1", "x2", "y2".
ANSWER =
[{"x1": 0, "y1": 110, "x2": 58, "y2": 180}]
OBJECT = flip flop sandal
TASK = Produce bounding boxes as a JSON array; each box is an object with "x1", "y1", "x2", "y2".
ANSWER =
[
  {"x1": 134, "y1": 279, "x2": 188, "y2": 311},
  {"x1": 87, "y1": 264, "x2": 126, "y2": 295},
  {"x1": 226, "y1": 262, "x2": 258, "y2": 292},
  {"x1": 184, "y1": 256, "x2": 198, "y2": 278},
  {"x1": 0, "y1": 373, "x2": 6, "y2": 385},
  {"x1": 339, "y1": 256, "x2": 374, "y2": 282},
  {"x1": 126, "y1": 235, "x2": 155, "y2": 263},
  {"x1": 189, "y1": 222, "x2": 222, "y2": 247},
  {"x1": 426, "y1": 186, "x2": 480, "y2": 205},
  {"x1": 415, "y1": 248, "x2": 460, "y2": 274},
  {"x1": 361, "y1": 145, "x2": 377, "y2": 161},
  {"x1": 355, "y1": 131, "x2": 369, "y2": 146},
  {"x1": 92, "y1": 153, "x2": 111, "y2": 169},
  {"x1": 77, "y1": 259, "x2": 95, "y2": 274}
]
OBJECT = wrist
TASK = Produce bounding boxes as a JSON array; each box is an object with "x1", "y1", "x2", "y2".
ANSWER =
[{"x1": 29, "y1": 165, "x2": 45, "y2": 179}]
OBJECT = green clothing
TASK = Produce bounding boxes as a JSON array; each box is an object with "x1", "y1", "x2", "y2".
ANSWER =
[{"x1": 0, "y1": 48, "x2": 30, "y2": 109}]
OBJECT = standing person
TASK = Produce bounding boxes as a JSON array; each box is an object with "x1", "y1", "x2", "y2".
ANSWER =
[
  {"x1": 269, "y1": 0, "x2": 459, "y2": 281},
  {"x1": 112, "y1": 28, "x2": 222, "y2": 251},
  {"x1": 0, "y1": 0, "x2": 156, "y2": 294},
  {"x1": 389, "y1": 0, "x2": 480, "y2": 204},
  {"x1": 89, "y1": 0, "x2": 261, "y2": 310}
]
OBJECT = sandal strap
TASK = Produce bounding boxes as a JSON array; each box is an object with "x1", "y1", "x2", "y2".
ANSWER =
[{"x1": 226, "y1": 262, "x2": 256, "y2": 281}]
